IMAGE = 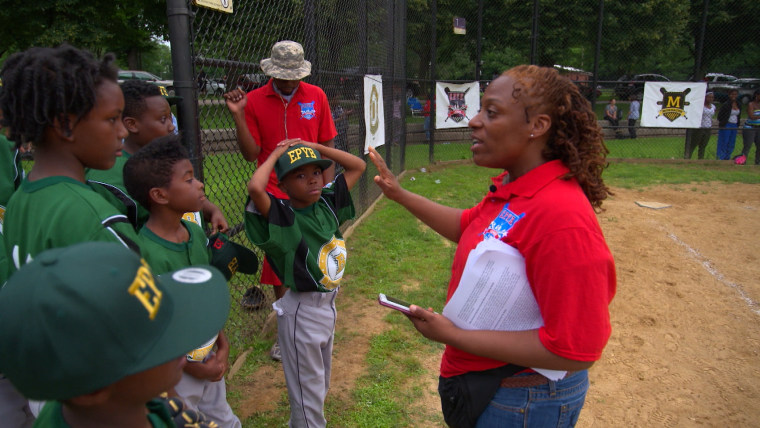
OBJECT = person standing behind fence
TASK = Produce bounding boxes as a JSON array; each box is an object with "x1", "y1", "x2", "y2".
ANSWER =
[
  {"x1": 369, "y1": 65, "x2": 615, "y2": 428},
  {"x1": 736, "y1": 89, "x2": 760, "y2": 165},
  {"x1": 684, "y1": 92, "x2": 715, "y2": 160},
  {"x1": 716, "y1": 89, "x2": 741, "y2": 160},
  {"x1": 223, "y1": 40, "x2": 337, "y2": 362},
  {"x1": 628, "y1": 95, "x2": 640, "y2": 139}
]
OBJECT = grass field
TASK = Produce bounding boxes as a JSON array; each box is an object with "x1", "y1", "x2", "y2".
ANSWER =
[{"x1": 224, "y1": 155, "x2": 759, "y2": 427}]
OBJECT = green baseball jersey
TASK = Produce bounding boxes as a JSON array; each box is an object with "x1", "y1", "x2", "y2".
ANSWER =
[
  {"x1": 86, "y1": 151, "x2": 150, "y2": 229},
  {"x1": 0, "y1": 134, "x2": 22, "y2": 284},
  {"x1": 245, "y1": 174, "x2": 355, "y2": 292},
  {"x1": 138, "y1": 219, "x2": 211, "y2": 275},
  {"x1": 34, "y1": 399, "x2": 174, "y2": 428},
  {"x1": 0, "y1": 133, "x2": 22, "y2": 210},
  {"x1": 4, "y1": 176, "x2": 139, "y2": 274}
]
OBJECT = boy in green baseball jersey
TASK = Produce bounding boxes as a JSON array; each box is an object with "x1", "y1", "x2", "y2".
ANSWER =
[
  {"x1": 87, "y1": 80, "x2": 228, "y2": 233},
  {"x1": 123, "y1": 134, "x2": 241, "y2": 428},
  {"x1": 0, "y1": 103, "x2": 32, "y2": 426},
  {"x1": 0, "y1": 241, "x2": 231, "y2": 428},
  {"x1": 244, "y1": 140, "x2": 365, "y2": 428},
  {"x1": 0, "y1": 45, "x2": 141, "y2": 274}
]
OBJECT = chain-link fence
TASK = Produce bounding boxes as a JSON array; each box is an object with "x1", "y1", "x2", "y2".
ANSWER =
[
  {"x1": 168, "y1": 0, "x2": 759, "y2": 345},
  {"x1": 167, "y1": 0, "x2": 408, "y2": 344}
]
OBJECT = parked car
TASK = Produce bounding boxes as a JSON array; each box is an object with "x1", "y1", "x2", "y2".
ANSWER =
[
  {"x1": 703, "y1": 72, "x2": 739, "y2": 89},
  {"x1": 733, "y1": 78, "x2": 760, "y2": 104},
  {"x1": 117, "y1": 70, "x2": 174, "y2": 95},
  {"x1": 236, "y1": 73, "x2": 268, "y2": 92},
  {"x1": 614, "y1": 73, "x2": 669, "y2": 100},
  {"x1": 206, "y1": 79, "x2": 226, "y2": 96}
]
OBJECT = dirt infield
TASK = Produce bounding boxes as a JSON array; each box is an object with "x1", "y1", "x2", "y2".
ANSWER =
[
  {"x1": 234, "y1": 181, "x2": 760, "y2": 426},
  {"x1": 581, "y1": 182, "x2": 760, "y2": 427}
]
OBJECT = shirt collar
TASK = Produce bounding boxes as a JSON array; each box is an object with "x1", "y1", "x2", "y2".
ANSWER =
[
  {"x1": 490, "y1": 160, "x2": 570, "y2": 199},
  {"x1": 268, "y1": 79, "x2": 299, "y2": 101}
]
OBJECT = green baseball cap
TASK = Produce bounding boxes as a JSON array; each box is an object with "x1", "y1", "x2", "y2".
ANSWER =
[
  {"x1": 0, "y1": 242, "x2": 230, "y2": 400},
  {"x1": 208, "y1": 232, "x2": 260, "y2": 280},
  {"x1": 275, "y1": 144, "x2": 333, "y2": 181}
]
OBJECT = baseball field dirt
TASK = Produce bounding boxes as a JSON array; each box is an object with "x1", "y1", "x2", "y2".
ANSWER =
[{"x1": 232, "y1": 181, "x2": 760, "y2": 427}]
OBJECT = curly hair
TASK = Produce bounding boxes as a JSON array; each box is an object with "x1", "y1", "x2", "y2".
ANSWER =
[
  {"x1": 503, "y1": 65, "x2": 611, "y2": 210},
  {"x1": 0, "y1": 45, "x2": 117, "y2": 149},
  {"x1": 123, "y1": 133, "x2": 189, "y2": 209},
  {"x1": 121, "y1": 80, "x2": 164, "y2": 119}
]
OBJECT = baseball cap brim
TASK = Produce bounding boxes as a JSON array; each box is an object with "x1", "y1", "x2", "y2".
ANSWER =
[
  {"x1": 136, "y1": 266, "x2": 231, "y2": 373},
  {"x1": 165, "y1": 95, "x2": 182, "y2": 106},
  {"x1": 276, "y1": 158, "x2": 333, "y2": 181}
]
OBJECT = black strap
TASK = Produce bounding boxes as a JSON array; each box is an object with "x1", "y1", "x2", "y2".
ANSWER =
[
  {"x1": 89, "y1": 181, "x2": 139, "y2": 228},
  {"x1": 103, "y1": 216, "x2": 141, "y2": 255}
]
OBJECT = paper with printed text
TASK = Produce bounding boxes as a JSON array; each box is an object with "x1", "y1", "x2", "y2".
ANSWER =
[{"x1": 442, "y1": 238, "x2": 566, "y2": 381}]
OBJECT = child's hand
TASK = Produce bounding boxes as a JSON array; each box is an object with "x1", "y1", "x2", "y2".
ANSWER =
[
  {"x1": 271, "y1": 138, "x2": 302, "y2": 158},
  {"x1": 183, "y1": 353, "x2": 228, "y2": 382},
  {"x1": 224, "y1": 88, "x2": 247, "y2": 114}
]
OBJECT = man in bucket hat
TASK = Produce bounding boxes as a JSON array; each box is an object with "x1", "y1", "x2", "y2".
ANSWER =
[{"x1": 223, "y1": 40, "x2": 337, "y2": 361}]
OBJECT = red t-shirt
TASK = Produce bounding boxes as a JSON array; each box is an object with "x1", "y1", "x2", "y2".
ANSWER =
[
  {"x1": 440, "y1": 160, "x2": 616, "y2": 377},
  {"x1": 244, "y1": 80, "x2": 337, "y2": 198}
]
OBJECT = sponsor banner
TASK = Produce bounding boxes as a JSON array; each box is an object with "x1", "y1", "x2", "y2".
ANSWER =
[
  {"x1": 641, "y1": 81, "x2": 707, "y2": 128},
  {"x1": 363, "y1": 75, "x2": 385, "y2": 153},
  {"x1": 193, "y1": 0, "x2": 233, "y2": 13},
  {"x1": 435, "y1": 81, "x2": 480, "y2": 129}
]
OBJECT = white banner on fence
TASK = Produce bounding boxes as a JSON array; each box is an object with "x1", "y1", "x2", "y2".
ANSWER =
[
  {"x1": 363, "y1": 74, "x2": 385, "y2": 154},
  {"x1": 640, "y1": 81, "x2": 707, "y2": 128},
  {"x1": 435, "y1": 81, "x2": 480, "y2": 129}
]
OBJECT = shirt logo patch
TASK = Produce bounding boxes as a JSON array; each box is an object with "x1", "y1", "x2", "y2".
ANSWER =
[
  {"x1": 318, "y1": 235, "x2": 346, "y2": 290},
  {"x1": 482, "y1": 203, "x2": 524, "y2": 240},
  {"x1": 299, "y1": 101, "x2": 316, "y2": 120}
]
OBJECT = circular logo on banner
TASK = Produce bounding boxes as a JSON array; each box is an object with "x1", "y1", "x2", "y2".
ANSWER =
[{"x1": 369, "y1": 85, "x2": 380, "y2": 135}]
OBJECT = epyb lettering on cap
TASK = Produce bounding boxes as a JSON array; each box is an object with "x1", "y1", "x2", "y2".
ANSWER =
[
  {"x1": 288, "y1": 147, "x2": 318, "y2": 163},
  {"x1": 128, "y1": 259, "x2": 163, "y2": 320}
]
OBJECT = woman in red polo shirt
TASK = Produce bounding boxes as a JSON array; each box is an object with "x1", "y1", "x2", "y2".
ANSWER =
[{"x1": 369, "y1": 65, "x2": 616, "y2": 428}]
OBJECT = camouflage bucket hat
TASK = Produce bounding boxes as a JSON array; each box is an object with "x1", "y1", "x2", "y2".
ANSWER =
[{"x1": 260, "y1": 40, "x2": 312, "y2": 81}]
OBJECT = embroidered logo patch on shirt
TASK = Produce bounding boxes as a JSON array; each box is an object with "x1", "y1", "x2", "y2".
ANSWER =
[
  {"x1": 481, "y1": 203, "x2": 524, "y2": 240},
  {"x1": 299, "y1": 101, "x2": 316, "y2": 120}
]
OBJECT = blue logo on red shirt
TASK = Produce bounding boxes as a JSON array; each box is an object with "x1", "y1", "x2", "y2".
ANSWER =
[
  {"x1": 299, "y1": 101, "x2": 316, "y2": 120},
  {"x1": 482, "y1": 203, "x2": 524, "y2": 240}
]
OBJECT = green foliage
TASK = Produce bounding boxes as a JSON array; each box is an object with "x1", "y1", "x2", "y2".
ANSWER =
[{"x1": 0, "y1": 0, "x2": 168, "y2": 68}]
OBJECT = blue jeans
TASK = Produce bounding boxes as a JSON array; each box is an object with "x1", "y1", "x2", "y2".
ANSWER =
[
  {"x1": 716, "y1": 123, "x2": 738, "y2": 160},
  {"x1": 475, "y1": 370, "x2": 589, "y2": 428}
]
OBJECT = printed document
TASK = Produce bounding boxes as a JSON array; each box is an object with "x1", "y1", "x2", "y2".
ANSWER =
[{"x1": 442, "y1": 238, "x2": 566, "y2": 381}]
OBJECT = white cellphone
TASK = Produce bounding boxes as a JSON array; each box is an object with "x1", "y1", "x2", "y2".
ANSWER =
[{"x1": 378, "y1": 293, "x2": 413, "y2": 315}]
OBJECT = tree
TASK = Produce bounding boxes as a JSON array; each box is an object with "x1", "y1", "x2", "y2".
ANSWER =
[{"x1": 0, "y1": 0, "x2": 168, "y2": 70}]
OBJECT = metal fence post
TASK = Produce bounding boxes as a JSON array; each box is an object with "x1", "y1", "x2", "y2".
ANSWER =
[
  {"x1": 591, "y1": 0, "x2": 604, "y2": 106},
  {"x1": 166, "y1": 0, "x2": 202, "y2": 178},
  {"x1": 530, "y1": 0, "x2": 539, "y2": 65},
  {"x1": 429, "y1": 0, "x2": 437, "y2": 164}
]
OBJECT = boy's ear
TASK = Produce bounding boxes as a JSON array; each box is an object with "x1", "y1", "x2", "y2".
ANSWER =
[
  {"x1": 123, "y1": 116, "x2": 139, "y2": 134},
  {"x1": 149, "y1": 187, "x2": 170, "y2": 206},
  {"x1": 66, "y1": 386, "x2": 112, "y2": 407},
  {"x1": 51, "y1": 115, "x2": 76, "y2": 142}
]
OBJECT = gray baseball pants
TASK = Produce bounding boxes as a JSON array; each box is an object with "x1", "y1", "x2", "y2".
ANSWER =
[{"x1": 274, "y1": 288, "x2": 338, "y2": 428}]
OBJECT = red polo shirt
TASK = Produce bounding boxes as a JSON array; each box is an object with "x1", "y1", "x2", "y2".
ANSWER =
[
  {"x1": 244, "y1": 80, "x2": 337, "y2": 199},
  {"x1": 441, "y1": 160, "x2": 616, "y2": 377}
]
